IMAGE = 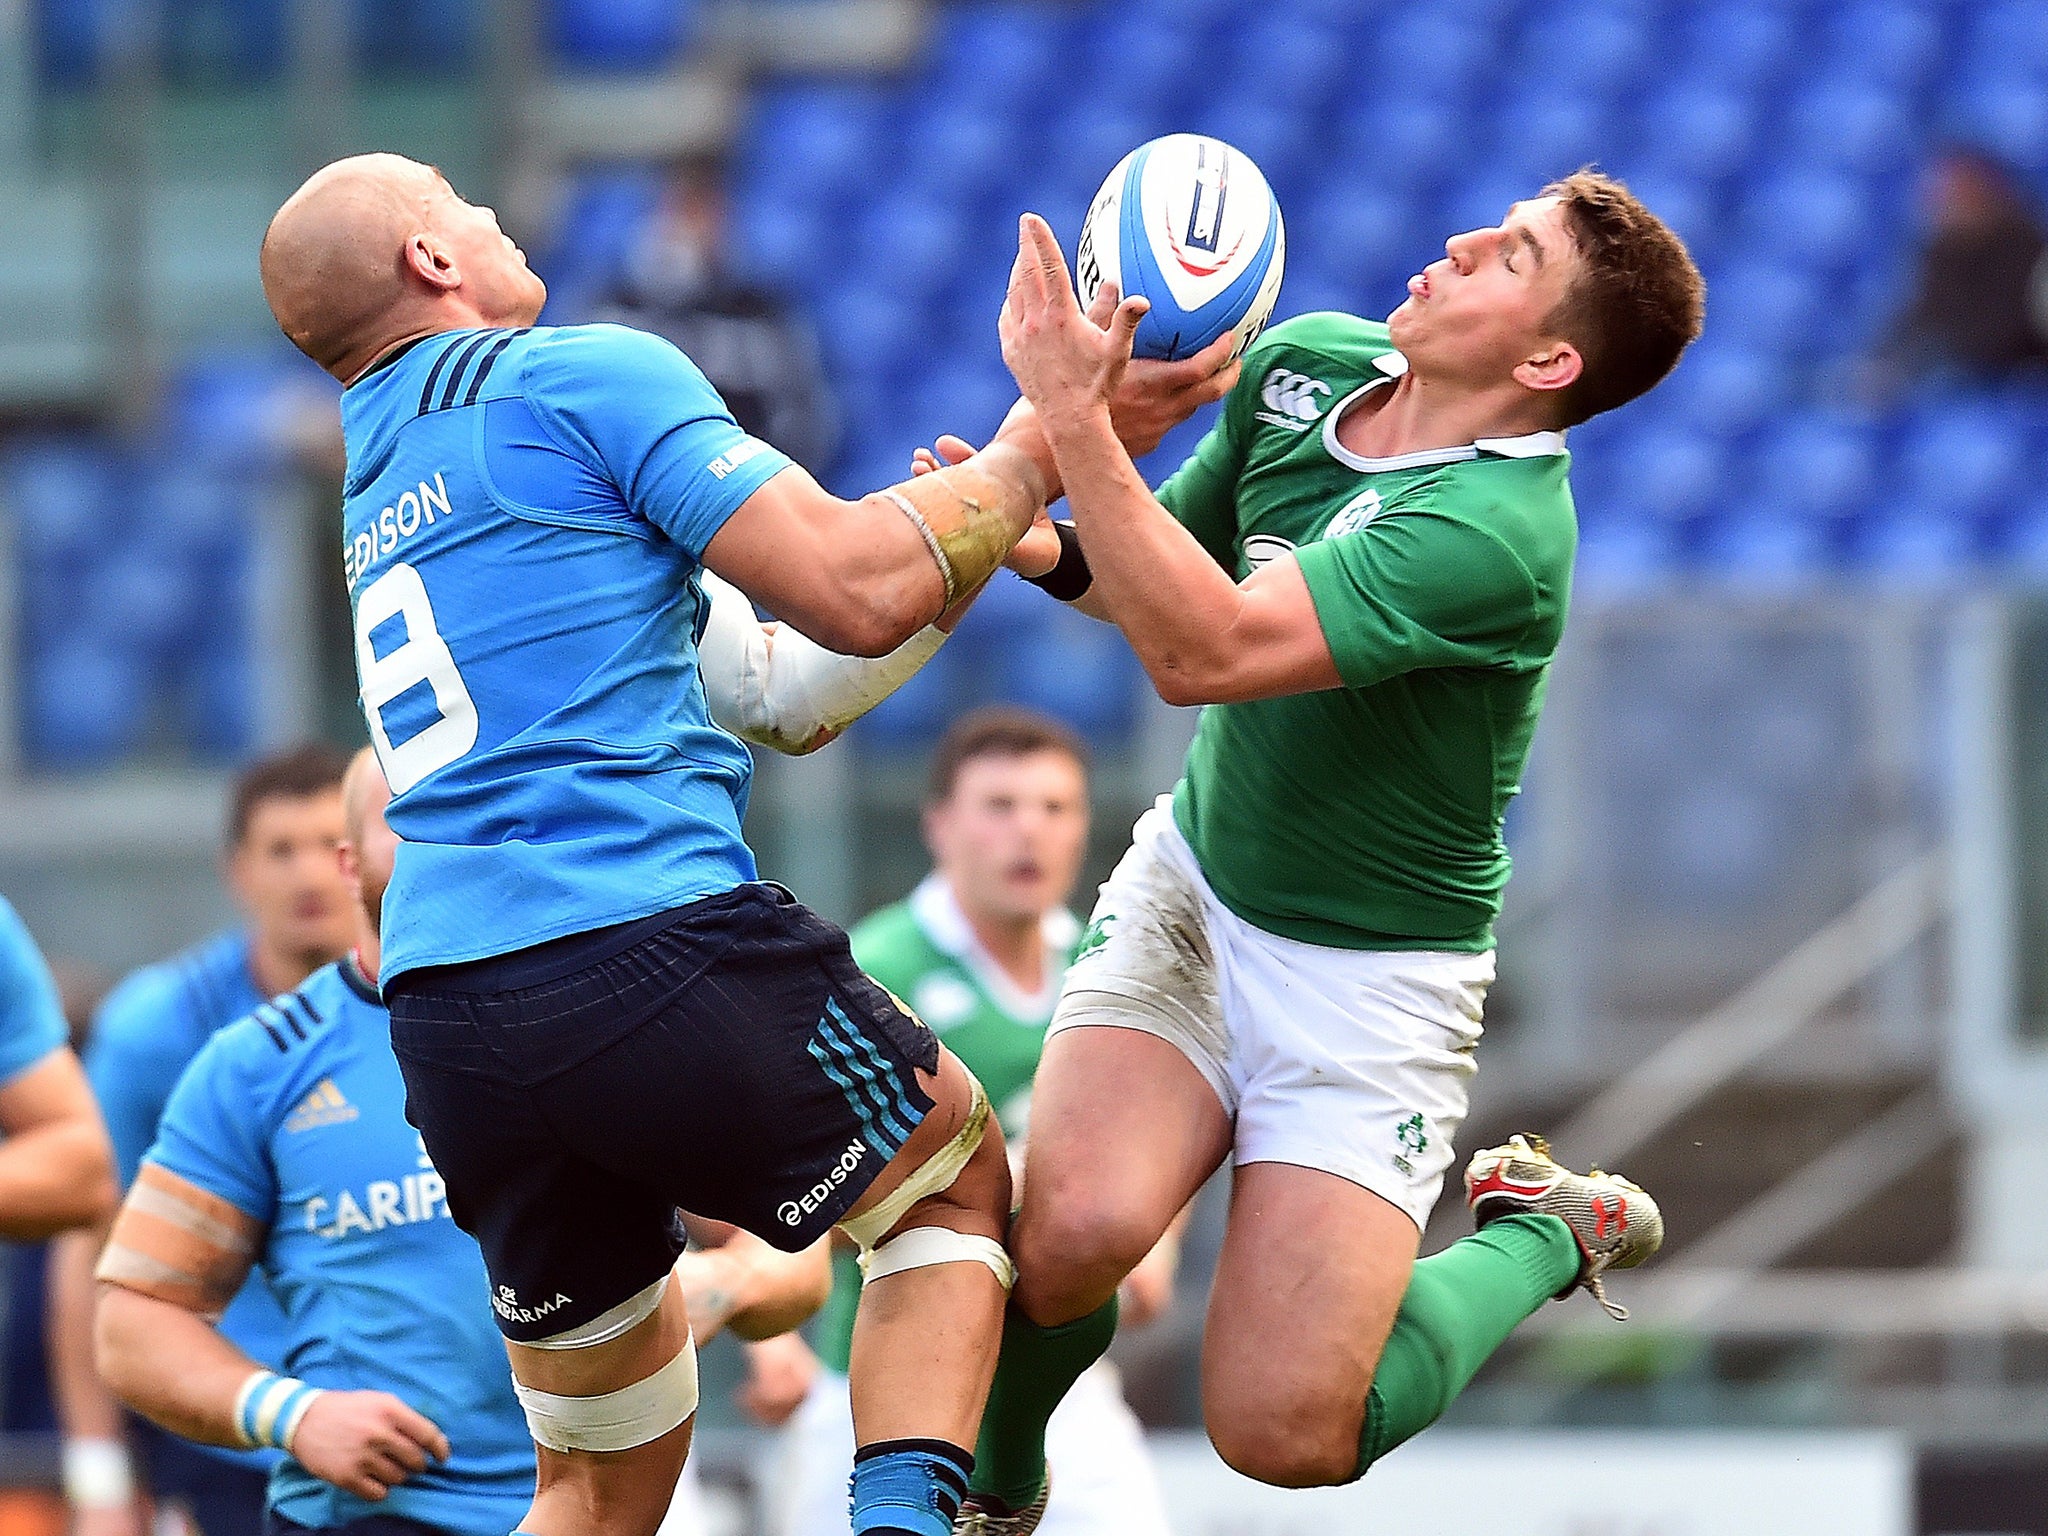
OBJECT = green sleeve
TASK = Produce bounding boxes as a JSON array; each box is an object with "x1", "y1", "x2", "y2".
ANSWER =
[
  {"x1": 1153, "y1": 409, "x2": 1247, "y2": 571},
  {"x1": 1295, "y1": 512, "x2": 1539, "y2": 690},
  {"x1": 848, "y1": 906, "x2": 919, "y2": 996}
]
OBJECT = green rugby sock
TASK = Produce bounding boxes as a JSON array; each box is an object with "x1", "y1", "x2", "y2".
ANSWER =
[
  {"x1": 1355, "y1": 1213, "x2": 1580, "y2": 1477},
  {"x1": 970, "y1": 1293, "x2": 1119, "y2": 1509}
]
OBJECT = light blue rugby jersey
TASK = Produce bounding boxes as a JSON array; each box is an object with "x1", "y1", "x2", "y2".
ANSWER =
[
  {"x1": 146, "y1": 959, "x2": 534, "y2": 1536},
  {"x1": 340, "y1": 323, "x2": 793, "y2": 982},
  {"x1": 88, "y1": 929, "x2": 288, "y2": 1472},
  {"x1": 0, "y1": 897, "x2": 68, "y2": 1087}
]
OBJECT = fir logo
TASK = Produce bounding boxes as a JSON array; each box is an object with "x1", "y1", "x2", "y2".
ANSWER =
[
  {"x1": 1393, "y1": 1113, "x2": 1428, "y2": 1174},
  {"x1": 284, "y1": 1078, "x2": 358, "y2": 1133},
  {"x1": 1075, "y1": 913, "x2": 1116, "y2": 962},
  {"x1": 1325, "y1": 488, "x2": 1383, "y2": 538}
]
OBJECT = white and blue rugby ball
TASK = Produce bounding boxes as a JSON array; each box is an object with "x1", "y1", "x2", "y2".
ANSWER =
[{"x1": 1075, "y1": 133, "x2": 1285, "y2": 362}]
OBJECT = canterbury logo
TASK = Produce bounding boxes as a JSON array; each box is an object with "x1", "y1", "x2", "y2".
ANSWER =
[
  {"x1": 1258, "y1": 368, "x2": 1330, "y2": 423},
  {"x1": 284, "y1": 1078, "x2": 358, "y2": 1133},
  {"x1": 1591, "y1": 1194, "x2": 1628, "y2": 1239}
]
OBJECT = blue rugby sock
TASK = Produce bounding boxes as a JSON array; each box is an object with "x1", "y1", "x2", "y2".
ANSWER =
[{"x1": 850, "y1": 1437, "x2": 974, "y2": 1536}]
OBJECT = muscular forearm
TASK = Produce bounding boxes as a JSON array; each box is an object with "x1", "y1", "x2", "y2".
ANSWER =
[
  {"x1": 1045, "y1": 409, "x2": 1256, "y2": 704},
  {"x1": 94, "y1": 1285, "x2": 263, "y2": 1449},
  {"x1": 0, "y1": 1118, "x2": 118, "y2": 1239},
  {"x1": 49, "y1": 1229, "x2": 125, "y2": 1441}
]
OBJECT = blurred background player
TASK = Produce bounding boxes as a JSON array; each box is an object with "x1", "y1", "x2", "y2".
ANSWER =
[
  {"x1": 91, "y1": 750, "x2": 833, "y2": 1536},
  {"x1": 1860, "y1": 144, "x2": 2048, "y2": 396},
  {"x1": 50, "y1": 746, "x2": 354, "y2": 1536},
  {"x1": 591, "y1": 152, "x2": 839, "y2": 475},
  {"x1": 92, "y1": 749, "x2": 529, "y2": 1536},
  {"x1": 947, "y1": 177, "x2": 1703, "y2": 1525},
  {"x1": 260, "y1": 151, "x2": 1225, "y2": 1536},
  {"x1": 0, "y1": 899, "x2": 115, "y2": 1239},
  {"x1": 752, "y1": 708, "x2": 1172, "y2": 1536}
]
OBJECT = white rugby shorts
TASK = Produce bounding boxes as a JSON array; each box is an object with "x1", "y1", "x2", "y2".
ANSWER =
[{"x1": 1050, "y1": 798, "x2": 1493, "y2": 1230}]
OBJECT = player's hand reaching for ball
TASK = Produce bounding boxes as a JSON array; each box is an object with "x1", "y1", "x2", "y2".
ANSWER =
[
  {"x1": 1094, "y1": 286, "x2": 1241, "y2": 459},
  {"x1": 290, "y1": 1390, "x2": 449, "y2": 1501},
  {"x1": 1001, "y1": 213, "x2": 1148, "y2": 434}
]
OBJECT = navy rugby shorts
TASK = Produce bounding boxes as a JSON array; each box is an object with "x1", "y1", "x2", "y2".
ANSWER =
[{"x1": 385, "y1": 883, "x2": 937, "y2": 1343}]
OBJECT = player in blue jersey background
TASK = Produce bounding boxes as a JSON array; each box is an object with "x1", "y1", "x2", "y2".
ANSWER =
[
  {"x1": 50, "y1": 747, "x2": 355, "y2": 1536},
  {"x1": 0, "y1": 896, "x2": 115, "y2": 1238},
  {"x1": 258, "y1": 153, "x2": 1231, "y2": 1536},
  {"x1": 93, "y1": 749, "x2": 841, "y2": 1536},
  {"x1": 92, "y1": 750, "x2": 528, "y2": 1536}
]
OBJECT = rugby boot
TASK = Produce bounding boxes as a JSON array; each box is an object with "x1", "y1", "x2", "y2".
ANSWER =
[
  {"x1": 953, "y1": 1471, "x2": 1051, "y2": 1536},
  {"x1": 1463, "y1": 1133, "x2": 1663, "y2": 1321}
]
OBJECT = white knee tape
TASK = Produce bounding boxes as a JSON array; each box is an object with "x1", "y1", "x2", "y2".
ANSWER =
[
  {"x1": 860, "y1": 1225, "x2": 1015, "y2": 1290},
  {"x1": 513, "y1": 1338, "x2": 699, "y2": 1453},
  {"x1": 837, "y1": 1072, "x2": 993, "y2": 1252},
  {"x1": 523, "y1": 1276, "x2": 669, "y2": 1351}
]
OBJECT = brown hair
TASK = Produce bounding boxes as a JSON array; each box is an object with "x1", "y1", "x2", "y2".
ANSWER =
[
  {"x1": 227, "y1": 743, "x2": 351, "y2": 847},
  {"x1": 1541, "y1": 169, "x2": 1706, "y2": 426},
  {"x1": 926, "y1": 707, "x2": 1089, "y2": 804}
]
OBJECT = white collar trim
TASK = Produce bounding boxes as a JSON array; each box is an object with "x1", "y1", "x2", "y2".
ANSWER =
[
  {"x1": 1321, "y1": 351, "x2": 1568, "y2": 472},
  {"x1": 908, "y1": 875, "x2": 1078, "y2": 1022}
]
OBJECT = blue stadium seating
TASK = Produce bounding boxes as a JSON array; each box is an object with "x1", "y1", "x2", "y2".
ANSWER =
[{"x1": 34, "y1": 0, "x2": 2048, "y2": 763}]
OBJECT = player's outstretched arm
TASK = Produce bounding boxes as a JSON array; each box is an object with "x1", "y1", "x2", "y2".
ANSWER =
[
  {"x1": 695, "y1": 569, "x2": 954, "y2": 756},
  {"x1": 702, "y1": 445, "x2": 1049, "y2": 660},
  {"x1": 999, "y1": 215, "x2": 1342, "y2": 706},
  {"x1": 95, "y1": 1166, "x2": 449, "y2": 1500},
  {"x1": 0, "y1": 1050, "x2": 116, "y2": 1239}
]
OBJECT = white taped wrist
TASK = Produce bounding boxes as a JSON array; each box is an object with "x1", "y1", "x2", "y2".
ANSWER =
[
  {"x1": 696, "y1": 570, "x2": 949, "y2": 754},
  {"x1": 62, "y1": 1439, "x2": 133, "y2": 1509},
  {"x1": 232, "y1": 1369, "x2": 325, "y2": 1451}
]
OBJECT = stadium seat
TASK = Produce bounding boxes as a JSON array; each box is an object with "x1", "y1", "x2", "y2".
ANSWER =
[
  {"x1": 1572, "y1": 514, "x2": 1684, "y2": 593},
  {"x1": 1485, "y1": 93, "x2": 1616, "y2": 190},
  {"x1": 1739, "y1": 171, "x2": 1873, "y2": 268},
  {"x1": 988, "y1": 602, "x2": 1140, "y2": 742},
  {"x1": 1783, "y1": 80, "x2": 1917, "y2": 177},
  {"x1": 1707, "y1": 261, "x2": 1831, "y2": 359},
  {"x1": 546, "y1": 0, "x2": 699, "y2": 70},
  {"x1": 352, "y1": 0, "x2": 478, "y2": 71},
  {"x1": 1366, "y1": 11, "x2": 1500, "y2": 111},
  {"x1": 1599, "y1": 424, "x2": 1728, "y2": 528},
  {"x1": 1850, "y1": 505, "x2": 1984, "y2": 584},
  {"x1": 1672, "y1": 3, "x2": 1803, "y2": 93},
  {"x1": 23, "y1": 638, "x2": 146, "y2": 768},
  {"x1": 1947, "y1": 78, "x2": 2048, "y2": 171},
  {"x1": 1511, "y1": 3, "x2": 1653, "y2": 96},
  {"x1": 1699, "y1": 508, "x2": 1837, "y2": 589},
  {"x1": 1631, "y1": 85, "x2": 1760, "y2": 185},
  {"x1": 1814, "y1": 1, "x2": 1947, "y2": 91},
  {"x1": 927, "y1": 1, "x2": 1069, "y2": 112},
  {"x1": 1751, "y1": 415, "x2": 1883, "y2": 526}
]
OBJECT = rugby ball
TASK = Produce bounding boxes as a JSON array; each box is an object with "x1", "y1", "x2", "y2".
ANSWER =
[{"x1": 1076, "y1": 133, "x2": 1285, "y2": 362}]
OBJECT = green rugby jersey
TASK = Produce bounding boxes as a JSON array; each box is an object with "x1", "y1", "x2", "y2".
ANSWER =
[
  {"x1": 811, "y1": 877, "x2": 1081, "y2": 1374},
  {"x1": 1159, "y1": 311, "x2": 1576, "y2": 953}
]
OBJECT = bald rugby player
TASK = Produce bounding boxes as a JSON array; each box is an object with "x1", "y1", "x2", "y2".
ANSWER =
[{"x1": 258, "y1": 154, "x2": 1232, "y2": 1536}]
